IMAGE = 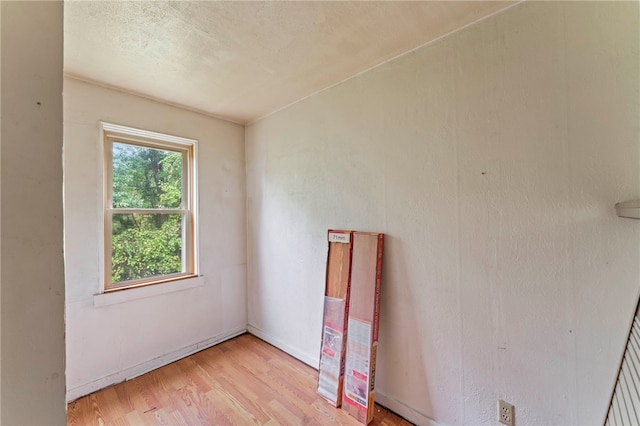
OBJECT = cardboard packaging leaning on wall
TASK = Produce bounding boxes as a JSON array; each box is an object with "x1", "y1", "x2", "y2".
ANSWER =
[
  {"x1": 341, "y1": 232, "x2": 384, "y2": 425},
  {"x1": 317, "y1": 230, "x2": 354, "y2": 406}
]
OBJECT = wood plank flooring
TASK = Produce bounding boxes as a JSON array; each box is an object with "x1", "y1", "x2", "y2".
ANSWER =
[{"x1": 68, "y1": 333, "x2": 413, "y2": 426}]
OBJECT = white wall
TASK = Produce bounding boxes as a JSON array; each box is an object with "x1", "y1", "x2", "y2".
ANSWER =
[
  {"x1": 246, "y1": 2, "x2": 640, "y2": 425},
  {"x1": 1, "y1": 4, "x2": 4, "y2": 419},
  {"x1": 0, "y1": 3, "x2": 3, "y2": 419},
  {"x1": 64, "y1": 78, "x2": 247, "y2": 400},
  {"x1": 1, "y1": 2, "x2": 66, "y2": 424}
]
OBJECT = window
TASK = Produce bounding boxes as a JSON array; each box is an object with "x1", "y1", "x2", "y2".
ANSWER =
[{"x1": 102, "y1": 122, "x2": 198, "y2": 291}]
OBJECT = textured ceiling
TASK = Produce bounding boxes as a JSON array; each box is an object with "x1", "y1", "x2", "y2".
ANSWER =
[{"x1": 64, "y1": 1, "x2": 515, "y2": 124}]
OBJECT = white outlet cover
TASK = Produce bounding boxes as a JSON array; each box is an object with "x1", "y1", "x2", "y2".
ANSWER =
[{"x1": 498, "y1": 400, "x2": 515, "y2": 426}]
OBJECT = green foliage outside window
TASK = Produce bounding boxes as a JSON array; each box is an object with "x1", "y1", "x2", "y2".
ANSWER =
[{"x1": 111, "y1": 143, "x2": 184, "y2": 283}]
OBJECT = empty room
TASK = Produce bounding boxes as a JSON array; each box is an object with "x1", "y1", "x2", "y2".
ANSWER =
[{"x1": 1, "y1": 0, "x2": 639, "y2": 425}]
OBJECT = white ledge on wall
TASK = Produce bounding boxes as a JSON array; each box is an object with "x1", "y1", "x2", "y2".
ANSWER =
[
  {"x1": 616, "y1": 200, "x2": 640, "y2": 220},
  {"x1": 93, "y1": 275, "x2": 205, "y2": 308}
]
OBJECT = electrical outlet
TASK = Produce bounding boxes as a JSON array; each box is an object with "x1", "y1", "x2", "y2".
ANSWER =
[{"x1": 497, "y1": 400, "x2": 515, "y2": 426}]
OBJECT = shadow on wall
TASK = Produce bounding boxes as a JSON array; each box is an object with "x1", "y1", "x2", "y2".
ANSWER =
[
  {"x1": 377, "y1": 235, "x2": 434, "y2": 420},
  {"x1": 247, "y1": 195, "x2": 265, "y2": 327}
]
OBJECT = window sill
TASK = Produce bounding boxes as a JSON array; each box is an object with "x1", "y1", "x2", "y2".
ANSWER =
[{"x1": 93, "y1": 275, "x2": 204, "y2": 308}]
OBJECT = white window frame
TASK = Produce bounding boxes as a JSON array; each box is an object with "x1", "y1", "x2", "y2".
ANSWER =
[{"x1": 101, "y1": 122, "x2": 199, "y2": 292}]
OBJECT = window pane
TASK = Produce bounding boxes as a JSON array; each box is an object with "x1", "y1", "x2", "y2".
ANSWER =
[
  {"x1": 112, "y1": 142, "x2": 183, "y2": 209},
  {"x1": 111, "y1": 213, "x2": 183, "y2": 283}
]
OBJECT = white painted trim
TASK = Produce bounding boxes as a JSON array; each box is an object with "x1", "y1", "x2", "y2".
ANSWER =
[
  {"x1": 96, "y1": 122, "x2": 106, "y2": 296},
  {"x1": 107, "y1": 208, "x2": 188, "y2": 214},
  {"x1": 100, "y1": 121, "x2": 199, "y2": 291},
  {"x1": 375, "y1": 390, "x2": 442, "y2": 426},
  {"x1": 94, "y1": 275, "x2": 205, "y2": 307},
  {"x1": 191, "y1": 139, "x2": 200, "y2": 280},
  {"x1": 66, "y1": 327, "x2": 247, "y2": 402},
  {"x1": 100, "y1": 121, "x2": 198, "y2": 147},
  {"x1": 65, "y1": 74, "x2": 245, "y2": 126},
  {"x1": 246, "y1": 325, "x2": 318, "y2": 369}
]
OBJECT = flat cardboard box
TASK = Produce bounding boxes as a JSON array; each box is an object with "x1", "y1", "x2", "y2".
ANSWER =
[
  {"x1": 341, "y1": 232, "x2": 384, "y2": 424},
  {"x1": 317, "y1": 230, "x2": 353, "y2": 406}
]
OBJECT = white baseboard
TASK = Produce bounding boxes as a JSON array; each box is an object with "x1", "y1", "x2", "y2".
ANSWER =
[
  {"x1": 246, "y1": 325, "x2": 439, "y2": 426},
  {"x1": 246, "y1": 324, "x2": 318, "y2": 368},
  {"x1": 69, "y1": 324, "x2": 437, "y2": 426},
  {"x1": 375, "y1": 390, "x2": 441, "y2": 426},
  {"x1": 66, "y1": 327, "x2": 247, "y2": 402}
]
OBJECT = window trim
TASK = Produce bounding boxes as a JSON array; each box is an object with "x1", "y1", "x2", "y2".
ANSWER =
[{"x1": 100, "y1": 122, "x2": 199, "y2": 293}]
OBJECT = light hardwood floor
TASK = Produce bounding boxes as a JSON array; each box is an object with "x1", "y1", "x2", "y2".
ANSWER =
[{"x1": 68, "y1": 333, "x2": 413, "y2": 425}]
